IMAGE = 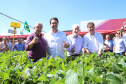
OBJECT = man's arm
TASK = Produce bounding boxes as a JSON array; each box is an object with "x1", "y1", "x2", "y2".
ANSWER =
[
  {"x1": 98, "y1": 34, "x2": 103, "y2": 57},
  {"x1": 113, "y1": 46, "x2": 115, "y2": 54},
  {"x1": 25, "y1": 34, "x2": 38, "y2": 50},
  {"x1": 63, "y1": 32, "x2": 70, "y2": 48},
  {"x1": 0, "y1": 45, "x2": 8, "y2": 51},
  {"x1": 82, "y1": 35, "x2": 90, "y2": 54},
  {"x1": 120, "y1": 27, "x2": 124, "y2": 37},
  {"x1": 65, "y1": 36, "x2": 72, "y2": 52},
  {"x1": 28, "y1": 34, "x2": 38, "y2": 49},
  {"x1": 98, "y1": 48, "x2": 102, "y2": 57}
]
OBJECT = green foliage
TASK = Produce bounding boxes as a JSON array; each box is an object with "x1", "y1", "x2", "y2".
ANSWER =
[{"x1": 0, "y1": 51, "x2": 126, "y2": 84}]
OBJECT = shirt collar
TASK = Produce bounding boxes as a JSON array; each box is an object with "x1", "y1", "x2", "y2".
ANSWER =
[
  {"x1": 34, "y1": 32, "x2": 42, "y2": 37},
  {"x1": 89, "y1": 32, "x2": 96, "y2": 37},
  {"x1": 51, "y1": 29, "x2": 59, "y2": 34},
  {"x1": 71, "y1": 34, "x2": 78, "y2": 38}
]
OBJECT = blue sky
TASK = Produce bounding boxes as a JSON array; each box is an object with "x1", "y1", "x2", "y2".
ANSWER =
[{"x1": 0, "y1": 0, "x2": 126, "y2": 35}]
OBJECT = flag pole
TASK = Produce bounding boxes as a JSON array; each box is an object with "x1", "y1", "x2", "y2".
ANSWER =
[{"x1": 13, "y1": 27, "x2": 16, "y2": 45}]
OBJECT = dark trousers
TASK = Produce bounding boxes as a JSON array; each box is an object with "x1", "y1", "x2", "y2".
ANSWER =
[
  {"x1": 28, "y1": 57, "x2": 40, "y2": 62},
  {"x1": 115, "y1": 52, "x2": 125, "y2": 56},
  {"x1": 69, "y1": 54, "x2": 80, "y2": 60}
]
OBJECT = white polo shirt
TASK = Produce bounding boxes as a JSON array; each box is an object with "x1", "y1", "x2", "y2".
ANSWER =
[
  {"x1": 82, "y1": 32, "x2": 103, "y2": 53},
  {"x1": 66, "y1": 34, "x2": 83, "y2": 56},
  {"x1": 44, "y1": 30, "x2": 69, "y2": 59},
  {"x1": 105, "y1": 40, "x2": 113, "y2": 51}
]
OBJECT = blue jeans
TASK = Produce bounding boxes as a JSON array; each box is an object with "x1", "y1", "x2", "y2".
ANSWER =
[{"x1": 115, "y1": 52, "x2": 125, "y2": 56}]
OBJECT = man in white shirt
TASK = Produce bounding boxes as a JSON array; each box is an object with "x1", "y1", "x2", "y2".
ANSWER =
[
  {"x1": 113, "y1": 30, "x2": 126, "y2": 56},
  {"x1": 44, "y1": 17, "x2": 70, "y2": 59},
  {"x1": 66, "y1": 24, "x2": 83, "y2": 57},
  {"x1": 7, "y1": 36, "x2": 13, "y2": 51},
  {"x1": 82, "y1": 22, "x2": 103, "y2": 57}
]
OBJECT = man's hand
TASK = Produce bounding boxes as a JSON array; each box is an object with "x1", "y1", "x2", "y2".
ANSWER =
[
  {"x1": 98, "y1": 53, "x2": 101, "y2": 57},
  {"x1": 82, "y1": 48, "x2": 86, "y2": 53},
  {"x1": 71, "y1": 47, "x2": 75, "y2": 53},
  {"x1": 86, "y1": 50, "x2": 90, "y2": 54},
  {"x1": 98, "y1": 48, "x2": 102, "y2": 57},
  {"x1": 32, "y1": 34, "x2": 38, "y2": 44},
  {"x1": 28, "y1": 34, "x2": 38, "y2": 49},
  {"x1": 64, "y1": 42, "x2": 70, "y2": 48},
  {"x1": 82, "y1": 48, "x2": 90, "y2": 54}
]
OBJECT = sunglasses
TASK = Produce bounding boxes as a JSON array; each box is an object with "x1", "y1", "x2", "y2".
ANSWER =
[{"x1": 116, "y1": 33, "x2": 120, "y2": 34}]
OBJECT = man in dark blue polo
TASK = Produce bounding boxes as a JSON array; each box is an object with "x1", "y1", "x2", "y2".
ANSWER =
[{"x1": 12, "y1": 38, "x2": 25, "y2": 51}]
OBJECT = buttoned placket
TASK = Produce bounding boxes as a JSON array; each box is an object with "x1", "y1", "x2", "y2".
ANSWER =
[
  {"x1": 90, "y1": 35, "x2": 94, "y2": 52},
  {"x1": 54, "y1": 33, "x2": 58, "y2": 56},
  {"x1": 74, "y1": 36, "x2": 78, "y2": 53}
]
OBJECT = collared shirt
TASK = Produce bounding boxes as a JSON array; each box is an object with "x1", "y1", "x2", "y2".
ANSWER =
[
  {"x1": 25, "y1": 32, "x2": 46, "y2": 59},
  {"x1": 44, "y1": 30, "x2": 69, "y2": 59},
  {"x1": 7, "y1": 41, "x2": 12, "y2": 51},
  {"x1": 114, "y1": 37, "x2": 125, "y2": 53},
  {"x1": 82, "y1": 32, "x2": 103, "y2": 53},
  {"x1": 105, "y1": 40, "x2": 113, "y2": 50},
  {"x1": 22, "y1": 42, "x2": 25, "y2": 46},
  {"x1": 66, "y1": 34, "x2": 83, "y2": 56},
  {"x1": 12, "y1": 43, "x2": 25, "y2": 51}
]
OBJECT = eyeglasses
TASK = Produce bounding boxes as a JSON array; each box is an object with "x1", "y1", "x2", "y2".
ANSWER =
[{"x1": 116, "y1": 33, "x2": 120, "y2": 34}]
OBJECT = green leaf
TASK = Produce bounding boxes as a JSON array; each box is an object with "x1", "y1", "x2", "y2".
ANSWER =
[
  {"x1": 65, "y1": 69, "x2": 79, "y2": 84},
  {"x1": 106, "y1": 73, "x2": 121, "y2": 84},
  {"x1": 53, "y1": 81, "x2": 64, "y2": 84},
  {"x1": 37, "y1": 74, "x2": 47, "y2": 81},
  {"x1": 61, "y1": 62, "x2": 65, "y2": 70},
  {"x1": 24, "y1": 64, "x2": 33, "y2": 70},
  {"x1": 0, "y1": 72, "x2": 9, "y2": 80}
]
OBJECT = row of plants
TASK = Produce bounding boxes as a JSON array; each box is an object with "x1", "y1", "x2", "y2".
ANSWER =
[{"x1": 0, "y1": 51, "x2": 126, "y2": 84}]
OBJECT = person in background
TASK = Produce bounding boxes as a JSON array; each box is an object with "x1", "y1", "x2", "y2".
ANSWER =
[
  {"x1": 0, "y1": 37, "x2": 9, "y2": 53},
  {"x1": 25, "y1": 22, "x2": 46, "y2": 62},
  {"x1": 113, "y1": 30, "x2": 126, "y2": 56},
  {"x1": 104, "y1": 35, "x2": 113, "y2": 52},
  {"x1": 44, "y1": 17, "x2": 70, "y2": 59},
  {"x1": 82, "y1": 22, "x2": 103, "y2": 57},
  {"x1": 21, "y1": 38, "x2": 25, "y2": 45},
  {"x1": 12, "y1": 38, "x2": 25, "y2": 51},
  {"x1": 65, "y1": 24, "x2": 83, "y2": 58},
  {"x1": 103, "y1": 39, "x2": 110, "y2": 52},
  {"x1": 21, "y1": 38, "x2": 25, "y2": 48},
  {"x1": 6, "y1": 36, "x2": 13, "y2": 51}
]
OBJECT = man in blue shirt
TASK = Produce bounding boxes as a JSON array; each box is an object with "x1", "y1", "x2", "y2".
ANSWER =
[
  {"x1": 104, "y1": 35, "x2": 113, "y2": 52},
  {"x1": 12, "y1": 38, "x2": 25, "y2": 51}
]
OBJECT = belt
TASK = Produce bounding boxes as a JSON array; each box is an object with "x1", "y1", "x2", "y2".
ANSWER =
[{"x1": 71, "y1": 54, "x2": 80, "y2": 56}]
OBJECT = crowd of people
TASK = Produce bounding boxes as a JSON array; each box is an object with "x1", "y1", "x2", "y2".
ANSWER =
[
  {"x1": 0, "y1": 37, "x2": 25, "y2": 53},
  {"x1": 0, "y1": 17, "x2": 126, "y2": 62}
]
